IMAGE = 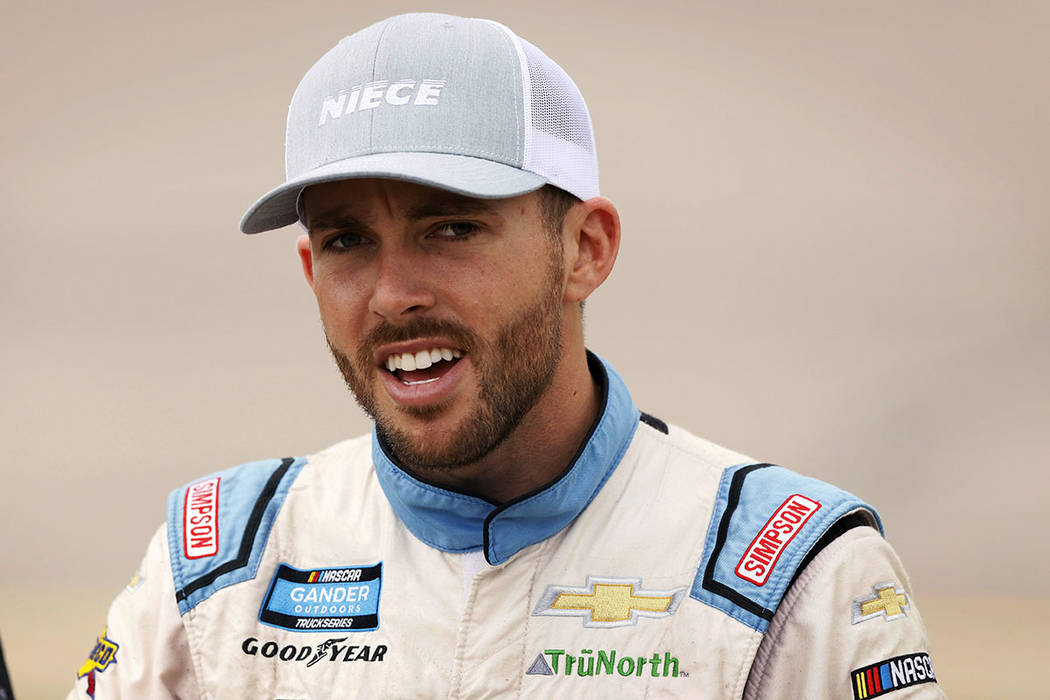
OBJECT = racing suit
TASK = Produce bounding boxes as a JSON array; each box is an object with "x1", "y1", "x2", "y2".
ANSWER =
[{"x1": 70, "y1": 353, "x2": 944, "y2": 698}]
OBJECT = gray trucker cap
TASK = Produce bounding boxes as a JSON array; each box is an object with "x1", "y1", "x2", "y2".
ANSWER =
[{"x1": 240, "y1": 13, "x2": 599, "y2": 234}]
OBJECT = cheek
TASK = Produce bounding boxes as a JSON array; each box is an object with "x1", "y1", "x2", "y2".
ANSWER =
[
  {"x1": 451, "y1": 273, "x2": 510, "y2": 321},
  {"x1": 313, "y1": 275, "x2": 370, "y2": 333},
  {"x1": 466, "y1": 255, "x2": 542, "y2": 302}
]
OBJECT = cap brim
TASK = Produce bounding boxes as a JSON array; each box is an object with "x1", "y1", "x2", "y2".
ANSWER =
[{"x1": 239, "y1": 152, "x2": 547, "y2": 234}]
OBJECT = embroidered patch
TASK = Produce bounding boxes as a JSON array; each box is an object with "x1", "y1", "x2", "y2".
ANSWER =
[
  {"x1": 532, "y1": 576, "x2": 687, "y2": 628},
  {"x1": 852, "y1": 652, "x2": 937, "y2": 698},
  {"x1": 77, "y1": 627, "x2": 119, "y2": 699},
  {"x1": 183, "y1": 476, "x2": 220, "y2": 559},
  {"x1": 241, "y1": 636, "x2": 388, "y2": 665},
  {"x1": 125, "y1": 570, "x2": 145, "y2": 594},
  {"x1": 735, "y1": 493, "x2": 821, "y2": 586},
  {"x1": 526, "y1": 654, "x2": 554, "y2": 676},
  {"x1": 526, "y1": 648, "x2": 683, "y2": 678},
  {"x1": 259, "y1": 563, "x2": 382, "y2": 632},
  {"x1": 852, "y1": 581, "x2": 909, "y2": 624}
]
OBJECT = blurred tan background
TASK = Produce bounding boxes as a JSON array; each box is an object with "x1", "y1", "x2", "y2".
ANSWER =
[{"x1": 2, "y1": 0, "x2": 1047, "y2": 697}]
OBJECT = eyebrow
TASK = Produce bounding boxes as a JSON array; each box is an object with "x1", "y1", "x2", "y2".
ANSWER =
[
  {"x1": 306, "y1": 212, "x2": 373, "y2": 234},
  {"x1": 306, "y1": 193, "x2": 502, "y2": 234},
  {"x1": 406, "y1": 195, "x2": 500, "y2": 221}
]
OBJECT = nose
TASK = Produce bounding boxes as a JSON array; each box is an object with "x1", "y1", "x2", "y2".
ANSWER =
[{"x1": 367, "y1": 245, "x2": 436, "y2": 320}]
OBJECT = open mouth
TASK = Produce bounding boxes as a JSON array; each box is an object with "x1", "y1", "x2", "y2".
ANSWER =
[{"x1": 384, "y1": 347, "x2": 463, "y2": 386}]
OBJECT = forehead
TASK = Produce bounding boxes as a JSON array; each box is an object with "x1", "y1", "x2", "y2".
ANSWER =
[{"x1": 300, "y1": 178, "x2": 536, "y2": 229}]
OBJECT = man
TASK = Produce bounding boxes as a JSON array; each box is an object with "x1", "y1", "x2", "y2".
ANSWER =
[{"x1": 71, "y1": 13, "x2": 943, "y2": 699}]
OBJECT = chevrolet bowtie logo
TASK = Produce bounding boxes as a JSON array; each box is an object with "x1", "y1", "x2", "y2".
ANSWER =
[
  {"x1": 532, "y1": 576, "x2": 687, "y2": 628},
  {"x1": 852, "y1": 581, "x2": 909, "y2": 624}
]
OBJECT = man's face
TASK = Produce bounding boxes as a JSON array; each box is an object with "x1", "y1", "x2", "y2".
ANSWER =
[{"x1": 299, "y1": 178, "x2": 569, "y2": 471}]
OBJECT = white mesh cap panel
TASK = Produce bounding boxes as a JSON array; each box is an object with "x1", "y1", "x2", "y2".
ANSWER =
[{"x1": 519, "y1": 38, "x2": 600, "y2": 200}]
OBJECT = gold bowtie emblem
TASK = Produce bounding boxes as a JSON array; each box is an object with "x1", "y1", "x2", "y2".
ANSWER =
[
  {"x1": 852, "y1": 581, "x2": 909, "y2": 624},
  {"x1": 533, "y1": 576, "x2": 687, "y2": 628}
]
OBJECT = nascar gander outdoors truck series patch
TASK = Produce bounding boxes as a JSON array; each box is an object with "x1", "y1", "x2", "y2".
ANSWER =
[{"x1": 260, "y1": 563, "x2": 382, "y2": 632}]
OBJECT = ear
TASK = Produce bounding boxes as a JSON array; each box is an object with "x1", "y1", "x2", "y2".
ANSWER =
[
  {"x1": 296, "y1": 234, "x2": 316, "y2": 290},
  {"x1": 563, "y1": 197, "x2": 621, "y2": 303}
]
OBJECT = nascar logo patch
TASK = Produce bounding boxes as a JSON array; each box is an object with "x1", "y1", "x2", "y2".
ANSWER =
[
  {"x1": 852, "y1": 652, "x2": 937, "y2": 698},
  {"x1": 260, "y1": 563, "x2": 382, "y2": 633}
]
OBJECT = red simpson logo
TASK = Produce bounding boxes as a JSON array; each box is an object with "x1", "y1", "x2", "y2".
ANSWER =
[
  {"x1": 735, "y1": 494, "x2": 821, "y2": 586},
  {"x1": 184, "y1": 477, "x2": 220, "y2": 559}
]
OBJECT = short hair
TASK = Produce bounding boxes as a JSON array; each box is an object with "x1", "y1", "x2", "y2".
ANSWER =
[{"x1": 537, "y1": 185, "x2": 582, "y2": 238}]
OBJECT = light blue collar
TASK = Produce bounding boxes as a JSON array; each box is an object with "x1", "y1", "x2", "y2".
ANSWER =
[{"x1": 372, "y1": 351, "x2": 640, "y2": 565}]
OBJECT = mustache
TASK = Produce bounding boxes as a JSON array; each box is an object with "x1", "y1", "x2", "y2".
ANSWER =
[{"x1": 356, "y1": 318, "x2": 478, "y2": 361}]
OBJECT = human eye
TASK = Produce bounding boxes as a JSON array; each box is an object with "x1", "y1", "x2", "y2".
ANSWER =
[
  {"x1": 322, "y1": 232, "x2": 366, "y2": 251},
  {"x1": 430, "y1": 221, "x2": 480, "y2": 240}
]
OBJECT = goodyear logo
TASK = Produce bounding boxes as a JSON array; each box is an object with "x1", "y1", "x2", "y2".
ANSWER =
[
  {"x1": 852, "y1": 652, "x2": 937, "y2": 699},
  {"x1": 260, "y1": 563, "x2": 382, "y2": 633},
  {"x1": 241, "y1": 636, "x2": 388, "y2": 666}
]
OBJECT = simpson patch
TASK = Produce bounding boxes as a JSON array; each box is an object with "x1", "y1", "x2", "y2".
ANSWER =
[
  {"x1": 183, "y1": 477, "x2": 220, "y2": 559},
  {"x1": 260, "y1": 563, "x2": 382, "y2": 632},
  {"x1": 735, "y1": 494, "x2": 821, "y2": 586}
]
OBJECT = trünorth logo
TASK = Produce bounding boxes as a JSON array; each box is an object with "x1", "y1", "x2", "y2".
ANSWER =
[{"x1": 526, "y1": 649, "x2": 682, "y2": 678}]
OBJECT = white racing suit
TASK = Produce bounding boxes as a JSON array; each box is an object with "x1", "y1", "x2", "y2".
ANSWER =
[{"x1": 70, "y1": 353, "x2": 944, "y2": 698}]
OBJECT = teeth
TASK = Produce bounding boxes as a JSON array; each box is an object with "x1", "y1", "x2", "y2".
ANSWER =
[
  {"x1": 385, "y1": 347, "x2": 462, "y2": 372},
  {"x1": 404, "y1": 377, "x2": 441, "y2": 386}
]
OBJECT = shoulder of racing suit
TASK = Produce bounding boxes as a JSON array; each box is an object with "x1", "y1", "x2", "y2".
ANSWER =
[
  {"x1": 690, "y1": 461, "x2": 883, "y2": 632},
  {"x1": 166, "y1": 457, "x2": 308, "y2": 615},
  {"x1": 162, "y1": 449, "x2": 882, "y2": 634}
]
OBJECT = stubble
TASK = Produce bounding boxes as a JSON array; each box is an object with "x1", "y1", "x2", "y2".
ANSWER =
[{"x1": 326, "y1": 237, "x2": 565, "y2": 472}]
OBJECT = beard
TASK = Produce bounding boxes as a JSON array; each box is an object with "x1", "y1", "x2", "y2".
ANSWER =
[{"x1": 325, "y1": 247, "x2": 565, "y2": 472}]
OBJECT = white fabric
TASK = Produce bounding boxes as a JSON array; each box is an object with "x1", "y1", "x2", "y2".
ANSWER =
[
  {"x1": 519, "y1": 37, "x2": 600, "y2": 201},
  {"x1": 68, "y1": 425, "x2": 943, "y2": 698},
  {"x1": 745, "y1": 526, "x2": 946, "y2": 699}
]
